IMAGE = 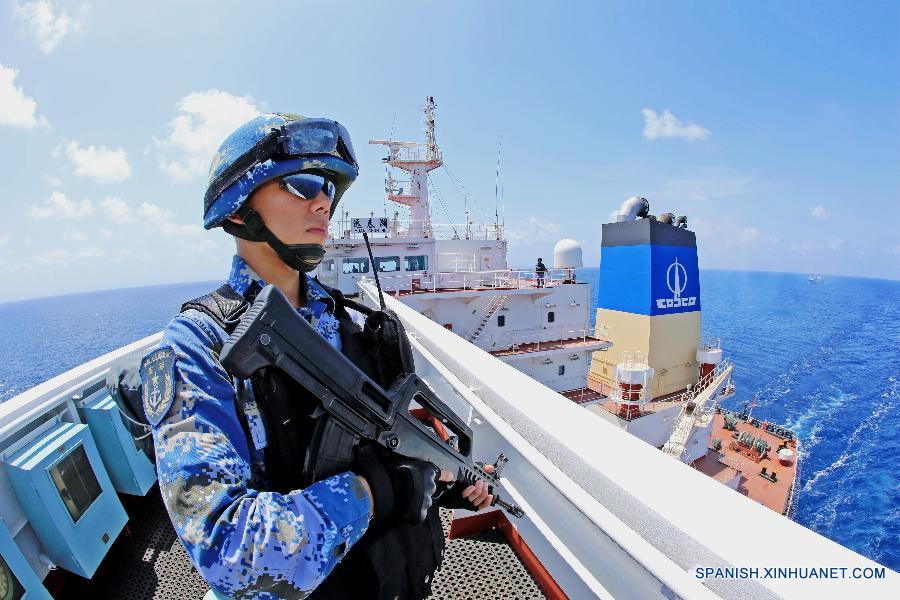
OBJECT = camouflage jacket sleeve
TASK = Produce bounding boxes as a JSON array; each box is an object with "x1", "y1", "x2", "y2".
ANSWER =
[{"x1": 148, "y1": 309, "x2": 372, "y2": 599}]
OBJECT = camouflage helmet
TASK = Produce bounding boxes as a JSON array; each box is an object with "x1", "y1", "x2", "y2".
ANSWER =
[{"x1": 203, "y1": 113, "x2": 359, "y2": 229}]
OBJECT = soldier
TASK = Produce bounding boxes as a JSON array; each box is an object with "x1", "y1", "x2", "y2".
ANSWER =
[
  {"x1": 535, "y1": 257, "x2": 548, "y2": 287},
  {"x1": 141, "y1": 114, "x2": 493, "y2": 599}
]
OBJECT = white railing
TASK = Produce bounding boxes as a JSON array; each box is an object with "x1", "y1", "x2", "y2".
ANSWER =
[
  {"x1": 0, "y1": 333, "x2": 162, "y2": 447},
  {"x1": 618, "y1": 350, "x2": 649, "y2": 371},
  {"x1": 785, "y1": 438, "x2": 803, "y2": 520},
  {"x1": 384, "y1": 144, "x2": 442, "y2": 163},
  {"x1": 362, "y1": 267, "x2": 576, "y2": 294},
  {"x1": 699, "y1": 337, "x2": 721, "y2": 351},
  {"x1": 329, "y1": 217, "x2": 503, "y2": 241},
  {"x1": 662, "y1": 361, "x2": 734, "y2": 458},
  {"x1": 473, "y1": 327, "x2": 604, "y2": 353}
]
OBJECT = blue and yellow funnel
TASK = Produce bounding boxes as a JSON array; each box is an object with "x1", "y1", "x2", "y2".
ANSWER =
[{"x1": 589, "y1": 211, "x2": 702, "y2": 399}]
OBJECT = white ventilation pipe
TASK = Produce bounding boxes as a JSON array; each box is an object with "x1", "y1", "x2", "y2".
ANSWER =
[{"x1": 616, "y1": 196, "x2": 650, "y2": 222}]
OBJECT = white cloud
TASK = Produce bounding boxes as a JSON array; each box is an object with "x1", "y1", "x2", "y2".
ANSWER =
[
  {"x1": 13, "y1": 1, "x2": 89, "y2": 54},
  {"x1": 0, "y1": 259, "x2": 34, "y2": 275},
  {"x1": 28, "y1": 191, "x2": 94, "y2": 220},
  {"x1": 154, "y1": 90, "x2": 260, "y2": 183},
  {"x1": 736, "y1": 226, "x2": 779, "y2": 248},
  {"x1": 0, "y1": 233, "x2": 9, "y2": 246},
  {"x1": 789, "y1": 237, "x2": 848, "y2": 253},
  {"x1": 737, "y1": 226, "x2": 760, "y2": 244},
  {"x1": 65, "y1": 141, "x2": 132, "y2": 184},
  {"x1": 826, "y1": 236, "x2": 845, "y2": 251},
  {"x1": 687, "y1": 217, "x2": 721, "y2": 240},
  {"x1": 506, "y1": 216, "x2": 561, "y2": 242},
  {"x1": 98, "y1": 227, "x2": 113, "y2": 238},
  {"x1": 75, "y1": 246, "x2": 129, "y2": 262},
  {"x1": 137, "y1": 202, "x2": 209, "y2": 248},
  {"x1": 811, "y1": 205, "x2": 829, "y2": 221},
  {"x1": 0, "y1": 63, "x2": 49, "y2": 129},
  {"x1": 98, "y1": 196, "x2": 134, "y2": 224},
  {"x1": 653, "y1": 168, "x2": 750, "y2": 204},
  {"x1": 62, "y1": 227, "x2": 87, "y2": 242},
  {"x1": 30, "y1": 248, "x2": 68, "y2": 267},
  {"x1": 26, "y1": 245, "x2": 129, "y2": 270},
  {"x1": 44, "y1": 174, "x2": 63, "y2": 187},
  {"x1": 642, "y1": 108, "x2": 710, "y2": 141}
]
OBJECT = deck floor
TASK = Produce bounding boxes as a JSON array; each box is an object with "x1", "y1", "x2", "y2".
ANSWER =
[
  {"x1": 48, "y1": 486, "x2": 545, "y2": 599},
  {"x1": 691, "y1": 412, "x2": 799, "y2": 515}
]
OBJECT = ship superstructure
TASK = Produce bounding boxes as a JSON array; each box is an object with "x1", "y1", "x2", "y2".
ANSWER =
[
  {"x1": 326, "y1": 99, "x2": 799, "y2": 516},
  {"x1": 322, "y1": 97, "x2": 609, "y2": 396}
]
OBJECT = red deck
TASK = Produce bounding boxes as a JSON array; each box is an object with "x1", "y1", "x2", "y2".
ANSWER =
[
  {"x1": 559, "y1": 388, "x2": 605, "y2": 405},
  {"x1": 489, "y1": 336, "x2": 608, "y2": 357},
  {"x1": 691, "y1": 412, "x2": 799, "y2": 515}
]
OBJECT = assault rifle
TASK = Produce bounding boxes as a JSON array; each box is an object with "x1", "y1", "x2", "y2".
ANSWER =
[{"x1": 219, "y1": 284, "x2": 524, "y2": 518}]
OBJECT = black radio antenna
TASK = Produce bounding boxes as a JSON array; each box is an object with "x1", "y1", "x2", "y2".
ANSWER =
[{"x1": 362, "y1": 231, "x2": 386, "y2": 310}]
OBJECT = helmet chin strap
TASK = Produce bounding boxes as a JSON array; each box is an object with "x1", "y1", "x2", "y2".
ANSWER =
[{"x1": 223, "y1": 205, "x2": 324, "y2": 273}]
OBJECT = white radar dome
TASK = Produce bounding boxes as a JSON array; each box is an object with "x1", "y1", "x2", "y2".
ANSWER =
[{"x1": 554, "y1": 239, "x2": 583, "y2": 269}]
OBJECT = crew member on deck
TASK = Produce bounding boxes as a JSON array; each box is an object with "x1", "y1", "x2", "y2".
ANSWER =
[
  {"x1": 535, "y1": 257, "x2": 548, "y2": 287},
  {"x1": 140, "y1": 113, "x2": 493, "y2": 599}
]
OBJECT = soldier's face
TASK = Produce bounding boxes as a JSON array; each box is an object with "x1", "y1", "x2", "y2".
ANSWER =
[{"x1": 246, "y1": 179, "x2": 331, "y2": 245}]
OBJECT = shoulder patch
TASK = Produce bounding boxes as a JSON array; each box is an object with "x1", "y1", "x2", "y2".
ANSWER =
[{"x1": 140, "y1": 347, "x2": 176, "y2": 427}]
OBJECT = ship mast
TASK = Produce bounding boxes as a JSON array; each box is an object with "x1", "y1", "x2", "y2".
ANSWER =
[{"x1": 369, "y1": 97, "x2": 443, "y2": 238}]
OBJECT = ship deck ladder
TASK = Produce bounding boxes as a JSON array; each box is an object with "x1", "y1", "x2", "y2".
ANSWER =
[
  {"x1": 662, "y1": 360, "x2": 734, "y2": 459},
  {"x1": 467, "y1": 294, "x2": 509, "y2": 342}
]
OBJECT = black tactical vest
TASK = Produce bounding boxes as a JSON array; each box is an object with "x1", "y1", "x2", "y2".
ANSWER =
[{"x1": 182, "y1": 277, "x2": 445, "y2": 600}]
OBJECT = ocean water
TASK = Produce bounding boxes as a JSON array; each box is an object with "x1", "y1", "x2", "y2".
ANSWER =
[
  {"x1": 1, "y1": 270, "x2": 897, "y2": 570},
  {"x1": 585, "y1": 269, "x2": 899, "y2": 571},
  {"x1": 0, "y1": 280, "x2": 218, "y2": 400}
]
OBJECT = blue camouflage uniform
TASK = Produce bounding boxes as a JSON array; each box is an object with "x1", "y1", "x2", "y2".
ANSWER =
[{"x1": 144, "y1": 255, "x2": 371, "y2": 599}]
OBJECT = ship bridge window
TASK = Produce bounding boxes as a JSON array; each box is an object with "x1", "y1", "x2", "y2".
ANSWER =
[
  {"x1": 375, "y1": 256, "x2": 401, "y2": 272},
  {"x1": 497, "y1": 315, "x2": 505, "y2": 327},
  {"x1": 405, "y1": 255, "x2": 429, "y2": 271},
  {"x1": 49, "y1": 445, "x2": 102, "y2": 523},
  {"x1": 321, "y1": 259, "x2": 335, "y2": 272},
  {"x1": 547, "y1": 311, "x2": 555, "y2": 323},
  {"x1": 558, "y1": 365, "x2": 565, "y2": 376},
  {"x1": 342, "y1": 257, "x2": 370, "y2": 274}
]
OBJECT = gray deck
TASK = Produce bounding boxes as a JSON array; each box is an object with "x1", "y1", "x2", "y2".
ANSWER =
[{"x1": 48, "y1": 486, "x2": 546, "y2": 599}]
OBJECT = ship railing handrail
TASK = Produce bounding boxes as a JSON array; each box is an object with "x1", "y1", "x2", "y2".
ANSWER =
[
  {"x1": 0, "y1": 333, "x2": 163, "y2": 447},
  {"x1": 329, "y1": 218, "x2": 503, "y2": 241},
  {"x1": 673, "y1": 357, "x2": 734, "y2": 406},
  {"x1": 377, "y1": 144, "x2": 442, "y2": 163},
  {"x1": 699, "y1": 337, "x2": 721, "y2": 351},
  {"x1": 473, "y1": 327, "x2": 607, "y2": 352},
  {"x1": 785, "y1": 438, "x2": 803, "y2": 520},
  {"x1": 360, "y1": 267, "x2": 576, "y2": 294},
  {"x1": 662, "y1": 363, "x2": 734, "y2": 458},
  {"x1": 357, "y1": 280, "x2": 895, "y2": 598},
  {"x1": 617, "y1": 350, "x2": 649, "y2": 371}
]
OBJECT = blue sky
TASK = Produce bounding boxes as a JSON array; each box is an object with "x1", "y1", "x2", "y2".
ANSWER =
[{"x1": 0, "y1": 1, "x2": 897, "y2": 302}]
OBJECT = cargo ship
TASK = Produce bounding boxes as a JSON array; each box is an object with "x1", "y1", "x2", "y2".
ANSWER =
[{"x1": 322, "y1": 98, "x2": 801, "y2": 517}]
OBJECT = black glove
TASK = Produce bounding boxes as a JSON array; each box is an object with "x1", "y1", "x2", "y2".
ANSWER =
[{"x1": 354, "y1": 444, "x2": 439, "y2": 526}]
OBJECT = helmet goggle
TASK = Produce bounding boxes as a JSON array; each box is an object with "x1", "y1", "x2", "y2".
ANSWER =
[
  {"x1": 279, "y1": 173, "x2": 336, "y2": 203},
  {"x1": 204, "y1": 118, "x2": 357, "y2": 215}
]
